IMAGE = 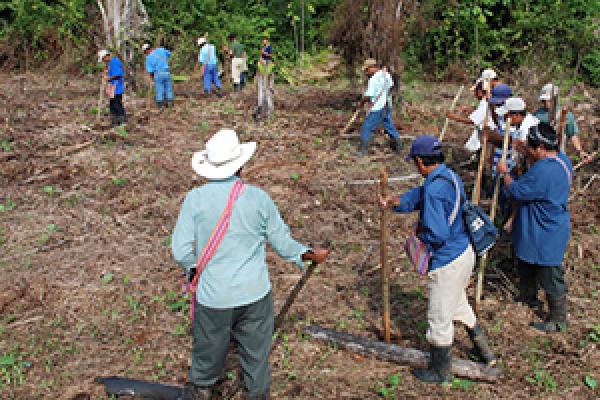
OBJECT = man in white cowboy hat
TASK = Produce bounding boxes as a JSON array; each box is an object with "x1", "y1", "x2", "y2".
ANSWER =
[
  {"x1": 98, "y1": 49, "x2": 126, "y2": 127},
  {"x1": 142, "y1": 43, "x2": 174, "y2": 108},
  {"x1": 533, "y1": 83, "x2": 593, "y2": 163},
  {"x1": 356, "y1": 59, "x2": 402, "y2": 156},
  {"x1": 171, "y1": 129, "x2": 330, "y2": 400},
  {"x1": 195, "y1": 36, "x2": 223, "y2": 97}
]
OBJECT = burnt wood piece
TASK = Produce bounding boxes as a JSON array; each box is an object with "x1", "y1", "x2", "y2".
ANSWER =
[{"x1": 304, "y1": 325, "x2": 503, "y2": 383}]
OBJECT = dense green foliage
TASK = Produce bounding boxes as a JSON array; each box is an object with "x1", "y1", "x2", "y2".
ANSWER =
[
  {"x1": 0, "y1": 0, "x2": 599, "y2": 85},
  {"x1": 403, "y1": 0, "x2": 600, "y2": 84}
]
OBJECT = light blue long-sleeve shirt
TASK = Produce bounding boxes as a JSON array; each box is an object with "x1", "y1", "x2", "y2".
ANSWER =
[
  {"x1": 171, "y1": 177, "x2": 309, "y2": 308},
  {"x1": 198, "y1": 44, "x2": 218, "y2": 65},
  {"x1": 145, "y1": 47, "x2": 171, "y2": 74}
]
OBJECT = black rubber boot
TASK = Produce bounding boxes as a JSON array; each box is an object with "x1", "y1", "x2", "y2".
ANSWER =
[
  {"x1": 156, "y1": 101, "x2": 164, "y2": 109},
  {"x1": 167, "y1": 100, "x2": 174, "y2": 108},
  {"x1": 515, "y1": 268, "x2": 541, "y2": 309},
  {"x1": 412, "y1": 345, "x2": 453, "y2": 383},
  {"x1": 215, "y1": 89, "x2": 223, "y2": 98},
  {"x1": 356, "y1": 141, "x2": 369, "y2": 157},
  {"x1": 532, "y1": 294, "x2": 567, "y2": 333},
  {"x1": 467, "y1": 324, "x2": 497, "y2": 366},
  {"x1": 110, "y1": 115, "x2": 119, "y2": 127},
  {"x1": 182, "y1": 382, "x2": 212, "y2": 400},
  {"x1": 118, "y1": 114, "x2": 127, "y2": 126},
  {"x1": 390, "y1": 137, "x2": 403, "y2": 153}
]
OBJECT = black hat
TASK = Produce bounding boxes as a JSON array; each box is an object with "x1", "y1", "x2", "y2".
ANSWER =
[{"x1": 528, "y1": 122, "x2": 558, "y2": 148}]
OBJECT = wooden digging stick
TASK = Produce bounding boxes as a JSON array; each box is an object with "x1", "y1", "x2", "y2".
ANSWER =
[
  {"x1": 557, "y1": 108, "x2": 568, "y2": 154},
  {"x1": 340, "y1": 108, "x2": 361, "y2": 135},
  {"x1": 438, "y1": 84, "x2": 465, "y2": 141},
  {"x1": 380, "y1": 168, "x2": 391, "y2": 343},
  {"x1": 97, "y1": 72, "x2": 106, "y2": 121},
  {"x1": 574, "y1": 151, "x2": 598, "y2": 171},
  {"x1": 471, "y1": 101, "x2": 490, "y2": 205},
  {"x1": 475, "y1": 117, "x2": 512, "y2": 313}
]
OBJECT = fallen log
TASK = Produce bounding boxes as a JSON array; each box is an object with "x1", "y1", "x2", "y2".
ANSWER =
[{"x1": 305, "y1": 325, "x2": 503, "y2": 383}]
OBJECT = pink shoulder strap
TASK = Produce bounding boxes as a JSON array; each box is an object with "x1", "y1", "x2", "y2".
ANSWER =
[{"x1": 188, "y1": 180, "x2": 245, "y2": 319}]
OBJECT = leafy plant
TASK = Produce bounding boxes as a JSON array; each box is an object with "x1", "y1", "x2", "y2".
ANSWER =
[
  {"x1": 0, "y1": 352, "x2": 31, "y2": 388},
  {"x1": 375, "y1": 373, "x2": 402, "y2": 398},
  {"x1": 101, "y1": 272, "x2": 114, "y2": 284},
  {"x1": 584, "y1": 375, "x2": 598, "y2": 390},
  {"x1": 0, "y1": 140, "x2": 12, "y2": 152},
  {"x1": 0, "y1": 197, "x2": 15, "y2": 213},
  {"x1": 111, "y1": 177, "x2": 128, "y2": 186}
]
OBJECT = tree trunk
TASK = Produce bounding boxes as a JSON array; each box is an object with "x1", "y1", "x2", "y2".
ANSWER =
[
  {"x1": 305, "y1": 325, "x2": 503, "y2": 383},
  {"x1": 301, "y1": 0, "x2": 305, "y2": 54}
]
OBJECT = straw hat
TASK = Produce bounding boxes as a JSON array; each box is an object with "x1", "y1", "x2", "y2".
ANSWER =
[{"x1": 191, "y1": 129, "x2": 256, "y2": 180}]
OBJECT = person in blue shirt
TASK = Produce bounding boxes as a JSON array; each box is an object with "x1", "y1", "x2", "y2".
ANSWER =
[
  {"x1": 143, "y1": 43, "x2": 174, "y2": 108},
  {"x1": 379, "y1": 135, "x2": 495, "y2": 384},
  {"x1": 196, "y1": 37, "x2": 223, "y2": 97},
  {"x1": 261, "y1": 37, "x2": 273, "y2": 62},
  {"x1": 497, "y1": 122, "x2": 572, "y2": 333},
  {"x1": 98, "y1": 49, "x2": 126, "y2": 127},
  {"x1": 172, "y1": 129, "x2": 330, "y2": 399}
]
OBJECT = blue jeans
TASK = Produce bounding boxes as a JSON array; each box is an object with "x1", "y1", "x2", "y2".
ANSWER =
[
  {"x1": 359, "y1": 107, "x2": 399, "y2": 143},
  {"x1": 154, "y1": 71, "x2": 173, "y2": 102},
  {"x1": 203, "y1": 64, "x2": 222, "y2": 93}
]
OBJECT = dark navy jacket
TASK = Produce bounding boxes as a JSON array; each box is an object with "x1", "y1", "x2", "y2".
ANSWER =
[
  {"x1": 509, "y1": 152, "x2": 572, "y2": 266},
  {"x1": 394, "y1": 164, "x2": 470, "y2": 271}
]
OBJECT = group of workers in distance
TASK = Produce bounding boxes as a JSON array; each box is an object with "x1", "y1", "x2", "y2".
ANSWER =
[{"x1": 96, "y1": 35, "x2": 275, "y2": 127}]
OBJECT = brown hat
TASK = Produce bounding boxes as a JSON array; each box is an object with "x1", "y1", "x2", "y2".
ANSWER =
[{"x1": 362, "y1": 58, "x2": 377, "y2": 71}]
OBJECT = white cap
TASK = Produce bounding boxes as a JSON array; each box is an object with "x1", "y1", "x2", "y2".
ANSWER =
[
  {"x1": 197, "y1": 37, "x2": 207, "y2": 46},
  {"x1": 539, "y1": 83, "x2": 559, "y2": 101},
  {"x1": 481, "y1": 68, "x2": 498, "y2": 80},
  {"x1": 142, "y1": 43, "x2": 150, "y2": 51},
  {"x1": 97, "y1": 49, "x2": 109, "y2": 63},
  {"x1": 496, "y1": 97, "x2": 526, "y2": 116}
]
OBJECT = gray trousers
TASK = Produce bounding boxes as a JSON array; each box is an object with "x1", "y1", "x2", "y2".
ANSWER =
[{"x1": 189, "y1": 291, "x2": 274, "y2": 395}]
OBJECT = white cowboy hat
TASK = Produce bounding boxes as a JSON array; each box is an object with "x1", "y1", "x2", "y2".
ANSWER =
[
  {"x1": 141, "y1": 43, "x2": 151, "y2": 52},
  {"x1": 191, "y1": 129, "x2": 256, "y2": 180},
  {"x1": 197, "y1": 37, "x2": 207, "y2": 46},
  {"x1": 97, "y1": 49, "x2": 110, "y2": 63}
]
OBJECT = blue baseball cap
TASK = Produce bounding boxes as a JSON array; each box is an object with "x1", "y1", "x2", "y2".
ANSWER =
[
  {"x1": 405, "y1": 135, "x2": 443, "y2": 161},
  {"x1": 489, "y1": 83, "x2": 513, "y2": 105}
]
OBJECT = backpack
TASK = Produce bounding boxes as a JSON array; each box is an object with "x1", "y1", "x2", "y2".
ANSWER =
[{"x1": 437, "y1": 172, "x2": 499, "y2": 256}]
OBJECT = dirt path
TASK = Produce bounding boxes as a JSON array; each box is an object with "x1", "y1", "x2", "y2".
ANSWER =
[{"x1": 1, "y1": 74, "x2": 599, "y2": 399}]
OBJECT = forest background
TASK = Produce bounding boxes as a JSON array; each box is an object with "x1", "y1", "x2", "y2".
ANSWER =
[{"x1": 1, "y1": 0, "x2": 599, "y2": 87}]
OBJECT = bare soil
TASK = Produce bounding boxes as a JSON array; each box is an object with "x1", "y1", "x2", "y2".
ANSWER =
[{"x1": 1, "y1": 74, "x2": 599, "y2": 399}]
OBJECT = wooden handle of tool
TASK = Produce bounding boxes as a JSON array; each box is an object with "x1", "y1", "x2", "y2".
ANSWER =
[
  {"x1": 475, "y1": 118, "x2": 512, "y2": 314},
  {"x1": 558, "y1": 108, "x2": 568, "y2": 153},
  {"x1": 471, "y1": 102, "x2": 490, "y2": 205},
  {"x1": 274, "y1": 260, "x2": 318, "y2": 331},
  {"x1": 380, "y1": 167, "x2": 391, "y2": 343},
  {"x1": 341, "y1": 109, "x2": 361, "y2": 135},
  {"x1": 439, "y1": 85, "x2": 465, "y2": 142}
]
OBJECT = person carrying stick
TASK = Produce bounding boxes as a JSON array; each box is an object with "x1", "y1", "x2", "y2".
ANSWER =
[
  {"x1": 97, "y1": 49, "x2": 126, "y2": 127},
  {"x1": 171, "y1": 129, "x2": 329, "y2": 399},
  {"x1": 378, "y1": 135, "x2": 495, "y2": 384},
  {"x1": 497, "y1": 122, "x2": 573, "y2": 333}
]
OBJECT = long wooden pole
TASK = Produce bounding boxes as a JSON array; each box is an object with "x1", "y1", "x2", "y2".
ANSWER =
[
  {"x1": 471, "y1": 81, "x2": 491, "y2": 205},
  {"x1": 439, "y1": 85, "x2": 465, "y2": 141},
  {"x1": 380, "y1": 167, "x2": 391, "y2": 343},
  {"x1": 557, "y1": 108, "x2": 568, "y2": 154},
  {"x1": 475, "y1": 118, "x2": 512, "y2": 313},
  {"x1": 97, "y1": 69, "x2": 106, "y2": 121}
]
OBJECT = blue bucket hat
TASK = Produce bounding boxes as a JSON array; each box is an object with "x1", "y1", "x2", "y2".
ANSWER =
[
  {"x1": 405, "y1": 135, "x2": 443, "y2": 161},
  {"x1": 489, "y1": 83, "x2": 513, "y2": 105}
]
